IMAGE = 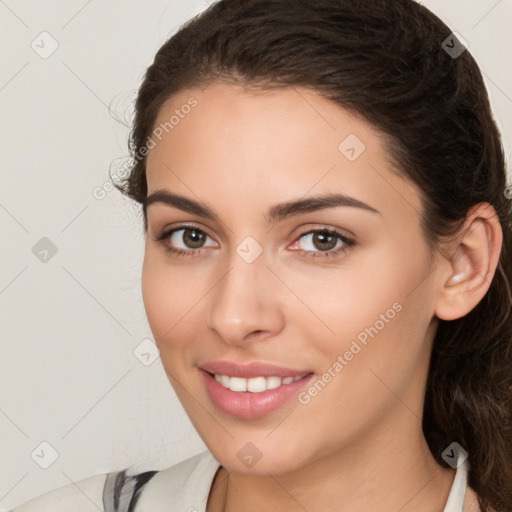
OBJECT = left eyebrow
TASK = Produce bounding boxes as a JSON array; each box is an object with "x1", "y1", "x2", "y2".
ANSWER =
[
  {"x1": 143, "y1": 189, "x2": 381, "y2": 225},
  {"x1": 265, "y1": 192, "x2": 381, "y2": 223}
]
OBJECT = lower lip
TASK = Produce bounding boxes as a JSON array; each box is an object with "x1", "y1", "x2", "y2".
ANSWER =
[{"x1": 200, "y1": 369, "x2": 315, "y2": 419}]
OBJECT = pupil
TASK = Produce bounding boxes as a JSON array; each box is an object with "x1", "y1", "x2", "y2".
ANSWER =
[
  {"x1": 314, "y1": 232, "x2": 336, "y2": 251},
  {"x1": 185, "y1": 229, "x2": 205, "y2": 248}
]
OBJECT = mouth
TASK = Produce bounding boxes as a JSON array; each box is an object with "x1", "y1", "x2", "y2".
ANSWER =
[
  {"x1": 207, "y1": 372, "x2": 310, "y2": 392},
  {"x1": 200, "y1": 368, "x2": 315, "y2": 419}
]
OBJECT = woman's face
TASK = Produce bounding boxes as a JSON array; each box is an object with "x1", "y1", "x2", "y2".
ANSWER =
[{"x1": 142, "y1": 82, "x2": 444, "y2": 474}]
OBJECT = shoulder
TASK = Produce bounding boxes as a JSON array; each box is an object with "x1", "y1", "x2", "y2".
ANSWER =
[
  {"x1": 10, "y1": 473, "x2": 107, "y2": 512},
  {"x1": 10, "y1": 451, "x2": 221, "y2": 512},
  {"x1": 135, "y1": 450, "x2": 222, "y2": 511}
]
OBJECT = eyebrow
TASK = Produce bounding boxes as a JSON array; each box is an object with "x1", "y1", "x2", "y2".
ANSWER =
[{"x1": 143, "y1": 189, "x2": 381, "y2": 224}]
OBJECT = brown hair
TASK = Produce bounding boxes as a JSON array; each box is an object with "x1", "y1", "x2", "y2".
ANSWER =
[{"x1": 112, "y1": 1, "x2": 512, "y2": 509}]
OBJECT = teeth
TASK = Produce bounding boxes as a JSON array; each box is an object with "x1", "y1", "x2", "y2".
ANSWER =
[
  {"x1": 247, "y1": 376, "x2": 266, "y2": 393},
  {"x1": 229, "y1": 377, "x2": 247, "y2": 392},
  {"x1": 266, "y1": 376, "x2": 282, "y2": 390},
  {"x1": 216, "y1": 374, "x2": 230, "y2": 388},
  {"x1": 213, "y1": 373, "x2": 307, "y2": 392}
]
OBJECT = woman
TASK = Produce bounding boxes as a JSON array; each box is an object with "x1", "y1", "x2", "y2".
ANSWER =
[{"x1": 11, "y1": 0, "x2": 512, "y2": 511}]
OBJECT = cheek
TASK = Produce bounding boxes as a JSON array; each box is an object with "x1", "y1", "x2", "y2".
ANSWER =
[
  {"x1": 275, "y1": 248, "x2": 406, "y2": 343},
  {"x1": 141, "y1": 251, "x2": 201, "y2": 350},
  {"x1": 283, "y1": 242, "x2": 433, "y2": 375},
  {"x1": 290, "y1": 298, "x2": 432, "y2": 457},
  {"x1": 292, "y1": 251, "x2": 435, "y2": 421}
]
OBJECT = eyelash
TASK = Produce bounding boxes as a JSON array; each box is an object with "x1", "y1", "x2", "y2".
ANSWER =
[{"x1": 152, "y1": 225, "x2": 356, "y2": 260}]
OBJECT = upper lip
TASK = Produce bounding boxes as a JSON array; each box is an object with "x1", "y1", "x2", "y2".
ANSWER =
[{"x1": 200, "y1": 360, "x2": 314, "y2": 379}]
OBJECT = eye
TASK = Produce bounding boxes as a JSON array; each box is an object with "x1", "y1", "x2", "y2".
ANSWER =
[
  {"x1": 152, "y1": 225, "x2": 216, "y2": 256},
  {"x1": 152, "y1": 225, "x2": 356, "y2": 260},
  {"x1": 289, "y1": 228, "x2": 356, "y2": 259}
]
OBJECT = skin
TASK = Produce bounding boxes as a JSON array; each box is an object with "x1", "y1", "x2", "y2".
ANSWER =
[{"x1": 141, "y1": 82, "x2": 502, "y2": 512}]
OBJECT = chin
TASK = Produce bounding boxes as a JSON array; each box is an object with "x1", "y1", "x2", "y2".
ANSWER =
[{"x1": 207, "y1": 439, "x2": 312, "y2": 476}]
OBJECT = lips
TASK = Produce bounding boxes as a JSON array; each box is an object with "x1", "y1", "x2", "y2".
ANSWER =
[
  {"x1": 200, "y1": 360, "x2": 312, "y2": 378},
  {"x1": 199, "y1": 360, "x2": 315, "y2": 419}
]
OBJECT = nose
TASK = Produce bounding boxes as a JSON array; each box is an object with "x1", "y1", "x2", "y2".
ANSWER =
[{"x1": 206, "y1": 251, "x2": 285, "y2": 346}]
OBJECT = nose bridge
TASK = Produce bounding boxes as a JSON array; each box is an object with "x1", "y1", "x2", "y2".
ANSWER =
[{"x1": 207, "y1": 240, "x2": 282, "y2": 344}]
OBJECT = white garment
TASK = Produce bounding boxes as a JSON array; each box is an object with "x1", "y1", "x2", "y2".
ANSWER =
[
  {"x1": 443, "y1": 451, "x2": 470, "y2": 512},
  {"x1": 10, "y1": 449, "x2": 469, "y2": 511}
]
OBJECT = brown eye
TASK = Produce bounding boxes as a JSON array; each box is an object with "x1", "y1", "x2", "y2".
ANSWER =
[
  {"x1": 176, "y1": 228, "x2": 207, "y2": 249},
  {"x1": 298, "y1": 230, "x2": 344, "y2": 252},
  {"x1": 311, "y1": 231, "x2": 339, "y2": 251},
  {"x1": 291, "y1": 228, "x2": 356, "y2": 260},
  {"x1": 153, "y1": 226, "x2": 217, "y2": 255}
]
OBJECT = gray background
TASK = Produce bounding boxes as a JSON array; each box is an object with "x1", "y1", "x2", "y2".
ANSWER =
[{"x1": 0, "y1": 0, "x2": 511, "y2": 509}]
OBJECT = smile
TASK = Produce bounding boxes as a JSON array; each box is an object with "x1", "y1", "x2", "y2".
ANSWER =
[
  {"x1": 213, "y1": 373, "x2": 309, "y2": 393},
  {"x1": 201, "y1": 369, "x2": 315, "y2": 419}
]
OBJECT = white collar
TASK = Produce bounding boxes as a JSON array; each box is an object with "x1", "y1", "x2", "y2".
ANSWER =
[{"x1": 442, "y1": 452, "x2": 469, "y2": 512}]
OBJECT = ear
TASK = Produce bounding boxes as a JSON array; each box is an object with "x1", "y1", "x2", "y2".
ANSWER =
[{"x1": 434, "y1": 202, "x2": 503, "y2": 321}]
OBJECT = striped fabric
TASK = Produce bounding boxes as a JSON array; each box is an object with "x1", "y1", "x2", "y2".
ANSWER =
[{"x1": 102, "y1": 469, "x2": 159, "y2": 512}]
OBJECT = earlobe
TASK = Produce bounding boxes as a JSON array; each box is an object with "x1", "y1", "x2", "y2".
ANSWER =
[{"x1": 435, "y1": 203, "x2": 503, "y2": 321}]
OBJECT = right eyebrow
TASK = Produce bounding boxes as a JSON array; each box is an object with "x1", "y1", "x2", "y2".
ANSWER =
[{"x1": 144, "y1": 190, "x2": 219, "y2": 221}]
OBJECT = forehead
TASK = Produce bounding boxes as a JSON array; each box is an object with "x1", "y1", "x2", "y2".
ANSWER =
[
  {"x1": 145, "y1": 82, "x2": 423, "y2": 223},
  {"x1": 149, "y1": 82, "x2": 379, "y2": 157}
]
